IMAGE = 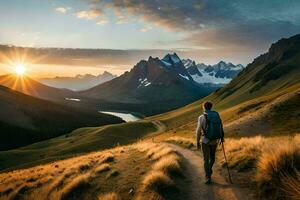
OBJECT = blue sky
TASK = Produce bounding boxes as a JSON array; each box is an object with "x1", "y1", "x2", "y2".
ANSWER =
[
  {"x1": 0, "y1": 0, "x2": 184, "y2": 49},
  {"x1": 0, "y1": 0, "x2": 300, "y2": 76}
]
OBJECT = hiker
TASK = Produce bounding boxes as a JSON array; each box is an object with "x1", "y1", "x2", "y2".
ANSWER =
[{"x1": 196, "y1": 101, "x2": 224, "y2": 184}]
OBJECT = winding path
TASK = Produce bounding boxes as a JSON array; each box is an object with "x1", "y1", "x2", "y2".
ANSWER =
[{"x1": 168, "y1": 143, "x2": 255, "y2": 200}]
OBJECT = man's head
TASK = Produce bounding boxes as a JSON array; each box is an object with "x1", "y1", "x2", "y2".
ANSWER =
[{"x1": 203, "y1": 101, "x2": 213, "y2": 111}]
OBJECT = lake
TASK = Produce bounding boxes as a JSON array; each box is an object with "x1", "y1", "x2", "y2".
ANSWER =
[{"x1": 99, "y1": 111, "x2": 141, "y2": 122}]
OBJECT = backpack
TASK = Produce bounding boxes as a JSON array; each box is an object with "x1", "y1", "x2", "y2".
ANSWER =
[{"x1": 203, "y1": 110, "x2": 223, "y2": 140}]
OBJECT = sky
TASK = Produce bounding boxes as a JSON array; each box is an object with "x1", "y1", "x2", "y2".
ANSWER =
[{"x1": 0, "y1": 0, "x2": 300, "y2": 77}]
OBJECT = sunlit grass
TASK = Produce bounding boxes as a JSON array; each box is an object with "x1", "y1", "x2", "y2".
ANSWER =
[{"x1": 224, "y1": 134, "x2": 300, "y2": 199}]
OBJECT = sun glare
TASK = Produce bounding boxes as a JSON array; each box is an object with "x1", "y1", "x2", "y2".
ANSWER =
[{"x1": 15, "y1": 64, "x2": 26, "y2": 76}]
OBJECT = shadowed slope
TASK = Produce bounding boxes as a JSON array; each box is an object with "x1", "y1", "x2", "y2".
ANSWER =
[{"x1": 0, "y1": 85, "x2": 123, "y2": 150}]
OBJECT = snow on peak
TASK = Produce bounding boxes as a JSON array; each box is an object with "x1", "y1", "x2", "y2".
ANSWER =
[
  {"x1": 138, "y1": 78, "x2": 152, "y2": 88},
  {"x1": 162, "y1": 53, "x2": 181, "y2": 65},
  {"x1": 182, "y1": 59, "x2": 196, "y2": 68}
]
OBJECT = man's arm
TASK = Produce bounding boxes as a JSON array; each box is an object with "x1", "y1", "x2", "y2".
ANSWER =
[{"x1": 196, "y1": 116, "x2": 201, "y2": 148}]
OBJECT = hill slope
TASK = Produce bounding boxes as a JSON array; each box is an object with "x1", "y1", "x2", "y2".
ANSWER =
[
  {"x1": 0, "y1": 74, "x2": 75, "y2": 102},
  {"x1": 151, "y1": 34, "x2": 300, "y2": 136},
  {"x1": 0, "y1": 86, "x2": 123, "y2": 150}
]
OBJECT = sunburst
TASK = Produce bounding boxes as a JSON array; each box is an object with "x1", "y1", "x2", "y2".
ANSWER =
[{"x1": 15, "y1": 64, "x2": 26, "y2": 76}]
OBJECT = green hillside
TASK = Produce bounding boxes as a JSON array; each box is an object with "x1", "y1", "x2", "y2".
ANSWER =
[
  {"x1": 0, "y1": 121, "x2": 157, "y2": 171},
  {"x1": 150, "y1": 34, "x2": 300, "y2": 136},
  {"x1": 0, "y1": 86, "x2": 123, "y2": 150}
]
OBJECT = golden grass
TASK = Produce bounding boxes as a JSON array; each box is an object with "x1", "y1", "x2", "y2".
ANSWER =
[
  {"x1": 135, "y1": 143, "x2": 183, "y2": 199},
  {"x1": 166, "y1": 136, "x2": 195, "y2": 149},
  {"x1": 223, "y1": 134, "x2": 300, "y2": 199},
  {"x1": 142, "y1": 170, "x2": 174, "y2": 191},
  {"x1": 60, "y1": 173, "x2": 92, "y2": 200},
  {"x1": 256, "y1": 142, "x2": 300, "y2": 199},
  {"x1": 97, "y1": 192, "x2": 121, "y2": 200},
  {"x1": 93, "y1": 163, "x2": 111, "y2": 174},
  {"x1": 152, "y1": 154, "x2": 182, "y2": 175},
  {"x1": 282, "y1": 172, "x2": 300, "y2": 200},
  {"x1": 106, "y1": 169, "x2": 120, "y2": 179},
  {"x1": 99, "y1": 153, "x2": 114, "y2": 163},
  {"x1": 0, "y1": 147, "x2": 118, "y2": 200},
  {"x1": 0, "y1": 141, "x2": 183, "y2": 200},
  {"x1": 151, "y1": 147, "x2": 178, "y2": 161}
]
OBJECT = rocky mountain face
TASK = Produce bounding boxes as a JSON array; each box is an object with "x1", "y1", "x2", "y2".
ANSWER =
[
  {"x1": 182, "y1": 59, "x2": 244, "y2": 84},
  {"x1": 40, "y1": 71, "x2": 116, "y2": 91},
  {"x1": 80, "y1": 53, "x2": 220, "y2": 115}
]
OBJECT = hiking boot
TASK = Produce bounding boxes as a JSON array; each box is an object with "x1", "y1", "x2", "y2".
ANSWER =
[{"x1": 205, "y1": 177, "x2": 211, "y2": 184}]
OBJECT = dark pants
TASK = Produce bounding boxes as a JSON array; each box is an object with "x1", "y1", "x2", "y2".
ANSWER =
[{"x1": 202, "y1": 143, "x2": 218, "y2": 178}]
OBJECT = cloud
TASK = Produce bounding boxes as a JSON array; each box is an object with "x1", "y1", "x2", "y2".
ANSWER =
[
  {"x1": 75, "y1": 9, "x2": 102, "y2": 20},
  {"x1": 97, "y1": 18, "x2": 109, "y2": 25},
  {"x1": 182, "y1": 20, "x2": 300, "y2": 51},
  {"x1": 55, "y1": 7, "x2": 71, "y2": 14},
  {"x1": 139, "y1": 27, "x2": 152, "y2": 32},
  {"x1": 81, "y1": 0, "x2": 300, "y2": 52}
]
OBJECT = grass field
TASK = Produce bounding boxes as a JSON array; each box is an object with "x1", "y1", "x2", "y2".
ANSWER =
[
  {"x1": 0, "y1": 142, "x2": 187, "y2": 200},
  {"x1": 0, "y1": 121, "x2": 157, "y2": 172}
]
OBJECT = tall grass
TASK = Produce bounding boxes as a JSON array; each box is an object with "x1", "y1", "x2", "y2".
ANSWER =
[
  {"x1": 136, "y1": 142, "x2": 183, "y2": 199},
  {"x1": 225, "y1": 134, "x2": 300, "y2": 199},
  {"x1": 97, "y1": 192, "x2": 121, "y2": 200},
  {"x1": 60, "y1": 173, "x2": 92, "y2": 200}
]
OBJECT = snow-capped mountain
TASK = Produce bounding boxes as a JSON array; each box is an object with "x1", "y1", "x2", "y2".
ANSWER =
[
  {"x1": 40, "y1": 71, "x2": 116, "y2": 91},
  {"x1": 182, "y1": 59, "x2": 244, "y2": 84},
  {"x1": 80, "y1": 53, "x2": 220, "y2": 115}
]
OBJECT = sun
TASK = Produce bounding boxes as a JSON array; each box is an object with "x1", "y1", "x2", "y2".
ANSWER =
[{"x1": 15, "y1": 64, "x2": 26, "y2": 76}]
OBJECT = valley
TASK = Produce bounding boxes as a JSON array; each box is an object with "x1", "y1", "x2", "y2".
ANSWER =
[{"x1": 0, "y1": 33, "x2": 299, "y2": 200}]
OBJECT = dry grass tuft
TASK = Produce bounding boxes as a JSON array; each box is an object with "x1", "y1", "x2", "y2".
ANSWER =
[
  {"x1": 106, "y1": 169, "x2": 119, "y2": 179},
  {"x1": 78, "y1": 164, "x2": 91, "y2": 172},
  {"x1": 100, "y1": 153, "x2": 114, "y2": 163},
  {"x1": 256, "y1": 143, "x2": 300, "y2": 199},
  {"x1": 97, "y1": 192, "x2": 121, "y2": 200},
  {"x1": 153, "y1": 154, "x2": 182, "y2": 176},
  {"x1": 146, "y1": 145, "x2": 166, "y2": 158},
  {"x1": 166, "y1": 137, "x2": 195, "y2": 149},
  {"x1": 60, "y1": 173, "x2": 91, "y2": 200},
  {"x1": 94, "y1": 164, "x2": 111, "y2": 174},
  {"x1": 225, "y1": 134, "x2": 300, "y2": 199},
  {"x1": 151, "y1": 147, "x2": 178, "y2": 161},
  {"x1": 282, "y1": 172, "x2": 300, "y2": 200},
  {"x1": 142, "y1": 171, "x2": 174, "y2": 192}
]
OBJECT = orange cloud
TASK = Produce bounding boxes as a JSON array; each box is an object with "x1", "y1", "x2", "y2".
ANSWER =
[{"x1": 75, "y1": 9, "x2": 102, "y2": 20}]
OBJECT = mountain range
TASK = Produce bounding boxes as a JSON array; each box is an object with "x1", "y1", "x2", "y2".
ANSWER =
[
  {"x1": 182, "y1": 59, "x2": 244, "y2": 84},
  {"x1": 80, "y1": 53, "x2": 221, "y2": 115},
  {"x1": 39, "y1": 71, "x2": 116, "y2": 91},
  {"x1": 159, "y1": 33, "x2": 300, "y2": 136}
]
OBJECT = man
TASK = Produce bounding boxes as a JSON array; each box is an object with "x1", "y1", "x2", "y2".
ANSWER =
[{"x1": 196, "y1": 101, "x2": 224, "y2": 184}]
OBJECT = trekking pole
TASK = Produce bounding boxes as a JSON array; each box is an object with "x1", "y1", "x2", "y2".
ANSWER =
[{"x1": 221, "y1": 141, "x2": 233, "y2": 184}]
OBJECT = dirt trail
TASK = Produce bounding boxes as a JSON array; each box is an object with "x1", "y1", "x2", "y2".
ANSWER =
[{"x1": 168, "y1": 144, "x2": 254, "y2": 200}]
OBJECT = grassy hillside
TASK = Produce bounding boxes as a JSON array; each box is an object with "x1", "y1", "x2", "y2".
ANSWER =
[
  {"x1": 0, "y1": 121, "x2": 157, "y2": 171},
  {"x1": 0, "y1": 74, "x2": 75, "y2": 102},
  {"x1": 150, "y1": 34, "x2": 300, "y2": 136},
  {"x1": 0, "y1": 86, "x2": 123, "y2": 150},
  {"x1": 0, "y1": 142, "x2": 187, "y2": 200}
]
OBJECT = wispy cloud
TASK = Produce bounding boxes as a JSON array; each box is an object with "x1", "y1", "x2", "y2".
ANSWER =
[
  {"x1": 75, "y1": 9, "x2": 102, "y2": 20},
  {"x1": 139, "y1": 27, "x2": 152, "y2": 32},
  {"x1": 97, "y1": 18, "x2": 109, "y2": 25},
  {"x1": 55, "y1": 7, "x2": 71, "y2": 14}
]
